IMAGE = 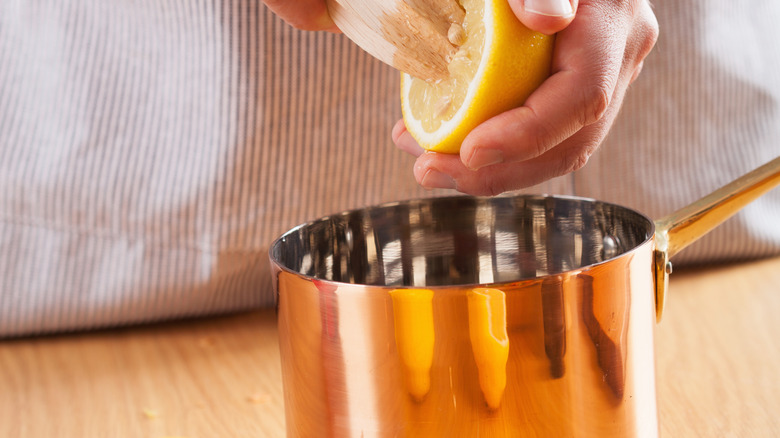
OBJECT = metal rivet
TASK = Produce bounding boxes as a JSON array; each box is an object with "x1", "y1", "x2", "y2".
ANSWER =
[{"x1": 602, "y1": 235, "x2": 619, "y2": 260}]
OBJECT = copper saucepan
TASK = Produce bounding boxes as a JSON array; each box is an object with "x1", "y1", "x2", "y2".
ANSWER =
[{"x1": 269, "y1": 157, "x2": 780, "y2": 437}]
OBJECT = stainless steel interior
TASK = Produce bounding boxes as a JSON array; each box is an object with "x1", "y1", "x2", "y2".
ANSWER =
[{"x1": 271, "y1": 195, "x2": 655, "y2": 286}]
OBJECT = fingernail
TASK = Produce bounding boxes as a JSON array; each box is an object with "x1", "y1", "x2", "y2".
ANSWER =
[
  {"x1": 467, "y1": 148, "x2": 504, "y2": 170},
  {"x1": 421, "y1": 169, "x2": 456, "y2": 189},
  {"x1": 524, "y1": 0, "x2": 574, "y2": 17}
]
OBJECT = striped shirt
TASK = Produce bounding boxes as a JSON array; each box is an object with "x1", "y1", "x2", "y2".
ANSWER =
[{"x1": 1, "y1": 0, "x2": 778, "y2": 336}]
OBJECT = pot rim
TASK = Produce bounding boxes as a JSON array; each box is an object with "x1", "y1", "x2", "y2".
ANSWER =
[{"x1": 268, "y1": 193, "x2": 657, "y2": 290}]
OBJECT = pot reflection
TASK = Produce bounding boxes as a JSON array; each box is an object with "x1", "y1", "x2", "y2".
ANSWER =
[{"x1": 541, "y1": 276, "x2": 566, "y2": 379}]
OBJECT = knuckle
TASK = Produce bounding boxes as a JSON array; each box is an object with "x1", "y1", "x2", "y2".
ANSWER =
[
  {"x1": 557, "y1": 143, "x2": 596, "y2": 177},
  {"x1": 523, "y1": 107, "x2": 558, "y2": 158},
  {"x1": 580, "y1": 81, "x2": 612, "y2": 126},
  {"x1": 567, "y1": 150, "x2": 591, "y2": 173},
  {"x1": 641, "y1": 21, "x2": 660, "y2": 57},
  {"x1": 629, "y1": 61, "x2": 644, "y2": 84},
  {"x1": 473, "y1": 183, "x2": 501, "y2": 197},
  {"x1": 485, "y1": 181, "x2": 510, "y2": 197},
  {"x1": 529, "y1": 122, "x2": 555, "y2": 158},
  {"x1": 635, "y1": 1, "x2": 660, "y2": 58},
  {"x1": 470, "y1": 177, "x2": 510, "y2": 197}
]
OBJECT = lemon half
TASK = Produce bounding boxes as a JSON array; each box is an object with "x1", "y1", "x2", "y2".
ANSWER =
[{"x1": 400, "y1": 0, "x2": 553, "y2": 154}]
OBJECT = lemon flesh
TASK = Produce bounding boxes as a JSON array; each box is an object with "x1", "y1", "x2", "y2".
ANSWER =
[{"x1": 401, "y1": 0, "x2": 553, "y2": 154}]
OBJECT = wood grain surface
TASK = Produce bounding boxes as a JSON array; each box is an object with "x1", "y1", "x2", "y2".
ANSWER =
[{"x1": 2, "y1": 256, "x2": 779, "y2": 437}]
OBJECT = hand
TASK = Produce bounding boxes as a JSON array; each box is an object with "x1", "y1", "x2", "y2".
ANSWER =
[
  {"x1": 393, "y1": 0, "x2": 659, "y2": 196},
  {"x1": 262, "y1": 0, "x2": 339, "y2": 32}
]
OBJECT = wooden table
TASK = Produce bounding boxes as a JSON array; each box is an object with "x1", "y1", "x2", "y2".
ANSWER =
[{"x1": 2, "y1": 256, "x2": 780, "y2": 437}]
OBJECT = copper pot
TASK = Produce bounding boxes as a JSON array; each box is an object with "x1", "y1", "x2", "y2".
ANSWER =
[{"x1": 269, "y1": 157, "x2": 780, "y2": 437}]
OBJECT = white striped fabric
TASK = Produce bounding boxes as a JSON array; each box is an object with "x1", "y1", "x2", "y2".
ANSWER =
[
  {"x1": 0, "y1": 0, "x2": 443, "y2": 336},
  {"x1": 1, "y1": 0, "x2": 778, "y2": 336}
]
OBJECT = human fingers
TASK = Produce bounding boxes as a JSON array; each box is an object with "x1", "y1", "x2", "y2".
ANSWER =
[
  {"x1": 459, "y1": 0, "x2": 658, "y2": 173},
  {"x1": 392, "y1": 119, "x2": 425, "y2": 158},
  {"x1": 412, "y1": 104, "x2": 614, "y2": 195},
  {"x1": 414, "y1": 86, "x2": 628, "y2": 196},
  {"x1": 415, "y1": 4, "x2": 658, "y2": 197},
  {"x1": 262, "y1": 0, "x2": 339, "y2": 32},
  {"x1": 507, "y1": 0, "x2": 578, "y2": 35}
]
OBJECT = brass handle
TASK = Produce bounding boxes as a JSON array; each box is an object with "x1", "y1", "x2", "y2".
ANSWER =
[{"x1": 653, "y1": 156, "x2": 780, "y2": 322}]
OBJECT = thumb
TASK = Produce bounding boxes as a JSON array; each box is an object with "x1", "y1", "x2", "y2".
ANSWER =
[{"x1": 508, "y1": 0, "x2": 577, "y2": 35}]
